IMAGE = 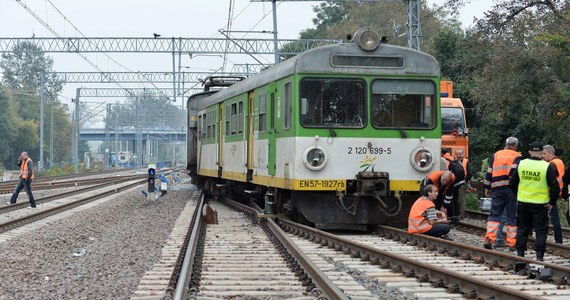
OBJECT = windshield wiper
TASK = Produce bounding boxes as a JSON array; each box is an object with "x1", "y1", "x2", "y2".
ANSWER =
[{"x1": 397, "y1": 128, "x2": 408, "y2": 138}]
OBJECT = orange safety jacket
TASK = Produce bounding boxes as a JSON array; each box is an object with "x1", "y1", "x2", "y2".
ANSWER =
[
  {"x1": 442, "y1": 153, "x2": 454, "y2": 169},
  {"x1": 551, "y1": 157, "x2": 565, "y2": 196},
  {"x1": 408, "y1": 197, "x2": 434, "y2": 234},
  {"x1": 483, "y1": 149, "x2": 521, "y2": 191},
  {"x1": 20, "y1": 158, "x2": 35, "y2": 180},
  {"x1": 422, "y1": 170, "x2": 455, "y2": 205},
  {"x1": 423, "y1": 170, "x2": 455, "y2": 195}
]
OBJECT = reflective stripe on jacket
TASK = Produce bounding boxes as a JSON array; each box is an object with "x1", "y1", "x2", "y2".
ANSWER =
[
  {"x1": 517, "y1": 159, "x2": 550, "y2": 204},
  {"x1": 408, "y1": 197, "x2": 434, "y2": 234},
  {"x1": 484, "y1": 149, "x2": 521, "y2": 190},
  {"x1": 20, "y1": 158, "x2": 35, "y2": 180}
]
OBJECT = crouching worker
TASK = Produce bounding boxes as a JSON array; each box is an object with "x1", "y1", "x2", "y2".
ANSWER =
[{"x1": 408, "y1": 184, "x2": 452, "y2": 240}]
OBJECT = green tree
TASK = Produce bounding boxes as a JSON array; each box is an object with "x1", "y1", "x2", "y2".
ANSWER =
[
  {"x1": 0, "y1": 42, "x2": 72, "y2": 169},
  {"x1": 0, "y1": 41, "x2": 63, "y2": 105},
  {"x1": 467, "y1": 0, "x2": 570, "y2": 160},
  {"x1": 0, "y1": 89, "x2": 16, "y2": 168}
]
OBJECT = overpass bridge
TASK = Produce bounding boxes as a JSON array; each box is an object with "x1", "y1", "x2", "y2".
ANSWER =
[
  {"x1": 80, "y1": 128, "x2": 186, "y2": 142},
  {"x1": 80, "y1": 128, "x2": 186, "y2": 167}
]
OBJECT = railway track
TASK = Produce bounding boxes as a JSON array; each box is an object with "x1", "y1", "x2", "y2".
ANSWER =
[
  {"x1": 151, "y1": 193, "x2": 569, "y2": 299},
  {"x1": 465, "y1": 209, "x2": 570, "y2": 240},
  {"x1": 0, "y1": 178, "x2": 145, "y2": 235},
  {"x1": 0, "y1": 173, "x2": 147, "y2": 194},
  {"x1": 0, "y1": 168, "x2": 136, "y2": 188},
  {"x1": 278, "y1": 220, "x2": 570, "y2": 299},
  {"x1": 453, "y1": 221, "x2": 570, "y2": 260}
]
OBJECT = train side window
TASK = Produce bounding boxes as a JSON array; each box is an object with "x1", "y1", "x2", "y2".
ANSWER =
[
  {"x1": 259, "y1": 94, "x2": 267, "y2": 132},
  {"x1": 284, "y1": 82, "x2": 291, "y2": 129},
  {"x1": 205, "y1": 113, "x2": 209, "y2": 139},
  {"x1": 231, "y1": 103, "x2": 237, "y2": 135},
  {"x1": 197, "y1": 115, "x2": 201, "y2": 140},
  {"x1": 270, "y1": 93, "x2": 275, "y2": 131},
  {"x1": 225, "y1": 105, "x2": 230, "y2": 136},
  {"x1": 212, "y1": 111, "x2": 216, "y2": 139},
  {"x1": 238, "y1": 101, "x2": 244, "y2": 134},
  {"x1": 207, "y1": 111, "x2": 212, "y2": 139}
]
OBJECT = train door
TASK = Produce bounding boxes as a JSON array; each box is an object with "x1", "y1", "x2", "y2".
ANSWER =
[
  {"x1": 268, "y1": 87, "x2": 277, "y2": 176},
  {"x1": 247, "y1": 91, "x2": 255, "y2": 181},
  {"x1": 218, "y1": 103, "x2": 224, "y2": 177}
]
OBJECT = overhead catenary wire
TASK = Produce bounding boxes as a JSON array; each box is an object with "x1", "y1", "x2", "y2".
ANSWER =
[
  {"x1": 15, "y1": 0, "x2": 172, "y2": 101},
  {"x1": 44, "y1": 0, "x2": 171, "y2": 100}
]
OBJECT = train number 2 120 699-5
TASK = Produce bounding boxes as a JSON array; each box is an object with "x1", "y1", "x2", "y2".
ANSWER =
[{"x1": 347, "y1": 147, "x2": 392, "y2": 155}]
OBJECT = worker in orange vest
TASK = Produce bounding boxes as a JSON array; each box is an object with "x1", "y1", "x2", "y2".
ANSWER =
[
  {"x1": 408, "y1": 184, "x2": 452, "y2": 240},
  {"x1": 483, "y1": 137, "x2": 522, "y2": 250},
  {"x1": 420, "y1": 170, "x2": 455, "y2": 215},
  {"x1": 6, "y1": 151, "x2": 37, "y2": 208}
]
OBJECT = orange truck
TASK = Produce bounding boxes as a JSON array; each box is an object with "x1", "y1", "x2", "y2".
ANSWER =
[{"x1": 440, "y1": 81, "x2": 469, "y2": 159}]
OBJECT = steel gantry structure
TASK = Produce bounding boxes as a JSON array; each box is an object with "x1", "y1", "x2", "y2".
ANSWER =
[
  {"x1": 0, "y1": 36, "x2": 337, "y2": 172},
  {"x1": 0, "y1": 37, "x2": 339, "y2": 54}
]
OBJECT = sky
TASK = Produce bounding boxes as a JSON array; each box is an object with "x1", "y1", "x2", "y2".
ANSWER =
[{"x1": 0, "y1": 0, "x2": 495, "y2": 120}]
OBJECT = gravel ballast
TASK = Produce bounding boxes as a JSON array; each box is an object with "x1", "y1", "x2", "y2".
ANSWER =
[{"x1": 0, "y1": 188, "x2": 193, "y2": 299}]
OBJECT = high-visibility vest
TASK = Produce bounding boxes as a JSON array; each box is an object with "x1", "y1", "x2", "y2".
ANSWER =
[
  {"x1": 550, "y1": 157, "x2": 565, "y2": 196},
  {"x1": 20, "y1": 158, "x2": 35, "y2": 180},
  {"x1": 424, "y1": 170, "x2": 455, "y2": 194},
  {"x1": 442, "y1": 153, "x2": 454, "y2": 169},
  {"x1": 517, "y1": 159, "x2": 550, "y2": 204},
  {"x1": 489, "y1": 149, "x2": 521, "y2": 189},
  {"x1": 408, "y1": 197, "x2": 434, "y2": 234}
]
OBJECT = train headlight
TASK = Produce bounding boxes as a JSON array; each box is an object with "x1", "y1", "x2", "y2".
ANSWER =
[
  {"x1": 303, "y1": 146, "x2": 327, "y2": 171},
  {"x1": 354, "y1": 28, "x2": 380, "y2": 51},
  {"x1": 410, "y1": 147, "x2": 434, "y2": 171}
]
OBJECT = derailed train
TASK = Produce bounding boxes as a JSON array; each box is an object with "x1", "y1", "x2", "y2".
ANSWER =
[{"x1": 187, "y1": 28, "x2": 442, "y2": 230}]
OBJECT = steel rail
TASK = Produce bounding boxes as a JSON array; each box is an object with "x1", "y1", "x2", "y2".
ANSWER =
[
  {"x1": 278, "y1": 217, "x2": 552, "y2": 300},
  {"x1": 173, "y1": 192, "x2": 205, "y2": 300},
  {"x1": 222, "y1": 198, "x2": 347, "y2": 299},
  {"x1": 456, "y1": 221, "x2": 570, "y2": 259},
  {"x1": 465, "y1": 209, "x2": 570, "y2": 239},
  {"x1": 375, "y1": 225, "x2": 570, "y2": 284},
  {"x1": 0, "y1": 176, "x2": 142, "y2": 212}
]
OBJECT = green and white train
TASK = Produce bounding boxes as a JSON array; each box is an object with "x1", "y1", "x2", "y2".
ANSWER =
[{"x1": 187, "y1": 29, "x2": 442, "y2": 229}]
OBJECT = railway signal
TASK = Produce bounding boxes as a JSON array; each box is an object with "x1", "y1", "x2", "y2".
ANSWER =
[{"x1": 148, "y1": 164, "x2": 156, "y2": 193}]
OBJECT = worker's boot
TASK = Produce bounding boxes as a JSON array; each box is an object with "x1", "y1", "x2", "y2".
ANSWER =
[{"x1": 483, "y1": 238, "x2": 492, "y2": 249}]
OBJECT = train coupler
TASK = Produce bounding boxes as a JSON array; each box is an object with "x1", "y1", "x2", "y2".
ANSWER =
[{"x1": 356, "y1": 171, "x2": 389, "y2": 197}]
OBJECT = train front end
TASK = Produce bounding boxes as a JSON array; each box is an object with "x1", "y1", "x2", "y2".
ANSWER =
[{"x1": 284, "y1": 29, "x2": 442, "y2": 229}]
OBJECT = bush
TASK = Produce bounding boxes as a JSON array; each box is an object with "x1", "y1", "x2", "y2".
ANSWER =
[{"x1": 465, "y1": 192, "x2": 480, "y2": 210}]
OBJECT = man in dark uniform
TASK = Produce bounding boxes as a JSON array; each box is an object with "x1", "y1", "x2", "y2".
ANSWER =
[
  {"x1": 563, "y1": 165, "x2": 570, "y2": 226},
  {"x1": 510, "y1": 141, "x2": 559, "y2": 261},
  {"x1": 483, "y1": 137, "x2": 522, "y2": 250}
]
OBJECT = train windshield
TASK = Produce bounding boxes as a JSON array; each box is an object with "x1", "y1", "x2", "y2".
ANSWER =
[
  {"x1": 370, "y1": 79, "x2": 436, "y2": 129},
  {"x1": 300, "y1": 78, "x2": 366, "y2": 128},
  {"x1": 441, "y1": 107, "x2": 465, "y2": 133}
]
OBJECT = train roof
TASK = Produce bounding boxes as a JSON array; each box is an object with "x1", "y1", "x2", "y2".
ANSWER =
[{"x1": 197, "y1": 41, "x2": 440, "y2": 110}]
